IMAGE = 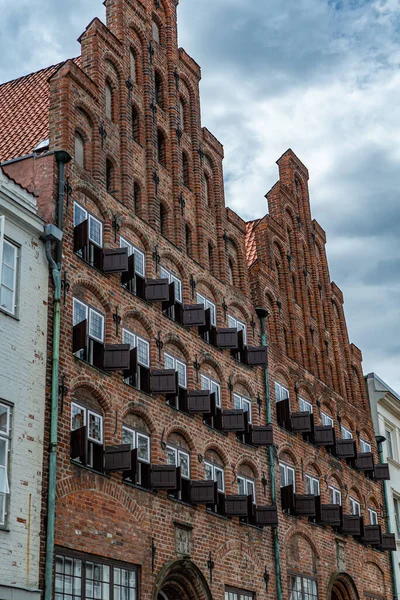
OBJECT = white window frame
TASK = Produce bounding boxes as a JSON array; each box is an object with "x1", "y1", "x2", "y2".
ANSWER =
[
  {"x1": 329, "y1": 486, "x2": 342, "y2": 506},
  {"x1": 120, "y1": 236, "x2": 145, "y2": 277},
  {"x1": 228, "y1": 314, "x2": 247, "y2": 344},
  {"x1": 73, "y1": 298, "x2": 104, "y2": 343},
  {"x1": 360, "y1": 438, "x2": 371, "y2": 453},
  {"x1": 204, "y1": 461, "x2": 224, "y2": 493},
  {"x1": 196, "y1": 292, "x2": 216, "y2": 327},
  {"x1": 0, "y1": 401, "x2": 11, "y2": 527},
  {"x1": 225, "y1": 590, "x2": 253, "y2": 600},
  {"x1": 299, "y1": 397, "x2": 313, "y2": 413},
  {"x1": 166, "y1": 444, "x2": 190, "y2": 480},
  {"x1": 0, "y1": 218, "x2": 18, "y2": 316},
  {"x1": 74, "y1": 201, "x2": 103, "y2": 248},
  {"x1": 341, "y1": 425, "x2": 353, "y2": 440},
  {"x1": 122, "y1": 328, "x2": 150, "y2": 367},
  {"x1": 368, "y1": 508, "x2": 378, "y2": 525},
  {"x1": 200, "y1": 374, "x2": 221, "y2": 408},
  {"x1": 122, "y1": 425, "x2": 150, "y2": 464},
  {"x1": 237, "y1": 475, "x2": 256, "y2": 504},
  {"x1": 350, "y1": 497, "x2": 361, "y2": 516},
  {"x1": 385, "y1": 427, "x2": 395, "y2": 460},
  {"x1": 71, "y1": 402, "x2": 103, "y2": 445},
  {"x1": 233, "y1": 392, "x2": 252, "y2": 424},
  {"x1": 160, "y1": 266, "x2": 182, "y2": 303},
  {"x1": 321, "y1": 412, "x2": 334, "y2": 427},
  {"x1": 305, "y1": 474, "x2": 320, "y2": 496},
  {"x1": 280, "y1": 462, "x2": 295, "y2": 491},
  {"x1": 164, "y1": 352, "x2": 187, "y2": 389},
  {"x1": 275, "y1": 382, "x2": 290, "y2": 403},
  {"x1": 393, "y1": 497, "x2": 400, "y2": 536}
]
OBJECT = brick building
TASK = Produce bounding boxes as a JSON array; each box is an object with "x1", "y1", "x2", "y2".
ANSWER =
[{"x1": 0, "y1": 0, "x2": 395, "y2": 599}]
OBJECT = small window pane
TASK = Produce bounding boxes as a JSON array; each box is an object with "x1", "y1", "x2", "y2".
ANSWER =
[
  {"x1": 89, "y1": 310, "x2": 104, "y2": 342},
  {"x1": 238, "y1": 477, "x2": 245, "y2": 496},
  {"x1": 71, "y1": 404, "x2": 85, "y2": 431},
  {"x1": 137, "y1": 434, "x2": 150, "y2": 462},
  {"x1": 0, "y1": 405, "x2": 9, "y2": 435},
  {"x1": 122, "y1": 330, "x2": 136, "y2": 349},
  {"x1": 171, "y1": 275, "x2": 182, "y2": 303},
  {"x1": 176, "y1": 360, "x2": 186, "y2": 388},
  {"x1": 137, "y1": 337, "x2": 149, "y2": 367},
  {"x1": 73, "y1": 299, "x2": 87, "y2": 327},
  {"x1": 215, "y1": 467, "x2": 224, "y2": 492},
  {"x1": 74, "y1": 203, "x2": 87, "y2": 227},
  {"x1": 133, "y1": 248, "x2": 145, "y2": 277},
  {"x1": 167, "y1": 446, "x2": 176, "y2": 465},
  {"x1": 89, "y1": 216, "x2": 102, "y2": 247},
  {"x1": 205, "y1": 462, "x2": 213, "y2": 481},
  {"x1": 228, "y1": 315, "x2": 236, "y2": 329},
  {"x1": 360, "y1": 438, "x2": 371, "y2": 453},
  {"x1": 164, "y1": 354, "x2": 175, "y2": 370},
  {"x1": 122, "y1": 427, "x2": 134, "y2": 448},
  {"x1": 179, "y1": 451, "x2": 190, "y2": 479},
  {"x1": 321, "y1": 412, "x2": 333, "y2": 427},
  {"x1": 88, "y1": 412, "x2": 102, "y2": 443}
]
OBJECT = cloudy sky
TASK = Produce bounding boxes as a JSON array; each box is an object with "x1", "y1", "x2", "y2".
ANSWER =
[{"x1": 1, "y1": 0, "x2": 400, "y2": 392}]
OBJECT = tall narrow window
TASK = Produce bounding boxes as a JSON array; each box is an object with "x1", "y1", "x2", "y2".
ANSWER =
[
  {"x1": 0, "y1": 402, "x2": 11, "y2": 526},
  {"x1": 0, "y1": 218, "x2": 18, "y2": 316},
  {"x1": 130, "y1": 49, "x2": 137, "y2": 84},
  {"x1": 350, "y1": 497, "x2": 361, "y2": 516},
  {"x1": 182, "y1": 151, "x2": 190, "y2": 188},
  {"x1": 132, "y1": 106, "x2": 140, "y2": 143},
  {"x1": 204, "y1": 174, "x2": 210, "y2": 206},
  {"x1": 74, "y1": 132, "x2": 84, "y2": 168},
  {"x1": 155, "y1": 72, "x2": 163, "y2": 109},
  {"x1": 157, "y1": 130, "x2": 166, "y2": 167},
  {"x1": 133, "y1": 182, "x2": 141, "y2": 215},
  {"x1": 228, "y1": 260, "x2": 235, "y2": 286},
  {"x1": 185, "y1": 225, "x2": 192, "y2": 256},
  {"x1": 106, "y1": 159, "x2": 114, "y2": 193},
  {"x1": 179, "y1": 99, "x2": 185, "y2": 130},
  {"x1": 105, "y1": 83, "x2": 113, "y2": 120},
  {"x1": 152, "y1": 20, "x2": 160, "y2": 44}
]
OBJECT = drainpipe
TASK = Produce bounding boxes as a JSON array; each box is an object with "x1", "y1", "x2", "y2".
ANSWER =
[
  {"x1": 44, "y1": 151, "x2": 71, "y2": 600},
  {"x1": 256, "y1": 308, "x2": 283, "y2": 600},
  {"x1": 376, "y1": 437, "x2": 398, "y2": 600}
]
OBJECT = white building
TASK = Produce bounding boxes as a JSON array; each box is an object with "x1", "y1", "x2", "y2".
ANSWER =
[
  {"x1": 0, "y1": 168, "x2": 48, "y2": 600},
  {"x1": 366, "y1": 372, "x2": 400, "y2": 594}
]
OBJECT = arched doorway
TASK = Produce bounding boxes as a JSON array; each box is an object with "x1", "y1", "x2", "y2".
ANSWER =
[
  {"x1": 328, "y1": 573, "x2": 360, "y2": 600},
  {"x1": 154, "y1": 559, "x2": 212, "y2": 600}
]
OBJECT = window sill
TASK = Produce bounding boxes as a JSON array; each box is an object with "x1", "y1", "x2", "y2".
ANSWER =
[
  {"x1": 0, "y1": 307, "x2": 19, "y2": 321},
  {"x1": 204, "y1": 422, "x2": 228, "y2": 437},
  {"x1": 73, "y1": 356, "x2": 111, "y2": 377},
  {"x1": 239, "y1": 520, "x2": 263, "y2": 532},
  {"x1": 0, "y1": 526, "x2": 10, "y2": 532},
  {"x1": 123, "y1": 380, "x2": 153, "y2": 399},
  {"x1": 206, "y1": 509, "x2": 229, "y2": 521},
  {"x1": 75, "y1": 254, "x2": 110, "y2": 279},
  {"x1": 230, "y1": 356, "x2": 252, "y2": 371},
  {"x1": 122, "y1": 480, "x2": 156, "y2": 496},
  {"x1": 162, "y1": 311, "x2": 186, "y2": 331},
  {"x1": 70, "y1": 460, "x2": 110, "y2": 478},
  {"x1": 167, "y1": 494, "x2": 195, "y2": 510},
  {"x1": 120, "y1": 285, "x2": 152, "y2": 307},
  {"x1": 236, "y1": 438, "x2": 257, "y2": 450}
]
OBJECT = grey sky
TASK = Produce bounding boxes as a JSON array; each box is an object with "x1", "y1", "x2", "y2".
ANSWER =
[{"x1": 1, "y1": 0, "x2": 399, "y2": 390}]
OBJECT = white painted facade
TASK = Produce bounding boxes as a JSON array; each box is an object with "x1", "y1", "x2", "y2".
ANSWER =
[
  {"x1": 366, "y1": 372, "x2": 400, "y2": 594},
  {"x1": 0, "y1": 168, "x2": 48, "y2": 600}
]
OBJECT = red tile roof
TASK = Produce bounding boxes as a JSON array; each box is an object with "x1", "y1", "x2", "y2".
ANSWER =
[
  {"x1": 0, "y1": 62, "x2": 66, "y2": 163},
  {"x1": 245, "y1": 219, "x2": 260, "y2": 267}
]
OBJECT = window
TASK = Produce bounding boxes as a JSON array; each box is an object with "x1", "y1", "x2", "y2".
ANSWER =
[
  {"x1": 74, "y1": 202, "x2": 103, "y2": 248},
  {"x1": 0, "y1": 217, "x2": 18, "y2": 316},
  {"x1": 105, "y1": 83, "x2": 113, "y2": 120},
  {"x1": 305, "y1": 474, "x2": 320, "y2": 496},
  {"x1": 106, "y1": 159, "x2": 114, "y2": 193},
  {"x1": 120, "y1": 237, "x2": 145, "y2": 278},
  {"x1": 0, "y1": 402, "x2": 11, "y2": 526},
  {"x1": 132, "y1": 107, "x2": 140, "y2": 143},
  {"x1": 360, "y1": 438, "x2": 371, "y2": 453},
  {"x1": 182, "y1": 151, "x2": 190, "y2": 188},
  {"x1": 233, "y1": 393, "x2": 252, "y2": 424},
  {"x1": 55, "y1": 551, "x2": 138, "y2": 600},
  {"x1": 71, "y1": 402, "x2": 103, "y2": 471},
  {"x1": 157, "y1": 129, "x2": 166, "y2": 166},
  {"x1": 155, "y1": 72, "x2": 163, "y2": 108},
  {"x1": 228, "y1": 315, "x2": 247, "y2": 345},
  {"x1": 130, "y1": 49, "x2": 136, "y2": 84},
  {"x1": 238, "y1": 475, "x2": 255, "y2": 503},
  {"x1": 228, "y1": 260, "x2": 235, "y2": 286},
  {"x1": 164, "y1": 353, "x2": 186, "y2": 388},
  {"x1": 225, "y1": 588, "x2": 253, "y2": 600},
  {"x1": 299, "y1": 397, "x2": 312, "y2": 413},
  {"x1": 385, "y1": 428, "x2": 394, "y2": 460},
  {"x1": 152, "y1": 20, "x2": 160, "y2": 44},
  {"x1": 167, "y1": 445, "x2": 190, "y2": 480},
  {"x1": 201, "y1": 374, "x2": 221, "y2": 408},
  {"x1": 341, "y1": 425, "x2": 353, "y2": 440},
  {"x1": 122, "y1": 425, "x2": 150, "y2": 487},
  {"x1": 122, "y1": 328, "x2": 150, "y2": 393},
  {"x1": 74, "y1": 132, "x2": 85, "y2": 168},
  {"x1": 350, "y1": 497, "x2": 361, "y2": 516},
  {"x1": 73, "y1": 298, "x2": 104, "y2": 366},
  {"x1": 393, "y1": 497, "x2": 400, "y2": 535},
  {"x1": 179, "y1": 99, "x2": 185, "y2": 130},
  {"x1": 321, "y1": 412, "x2": 334, "y2": 427},
  {"x1": 280, "y1": 462, "x2": 295, "y2": 490},
  {"x1": 205, "y1": 461, "x2": 224, "y2": 493},
  {"x1": 329, "y1": 486, "x2": 342, "y2": 506},
  {"x1": 275, "y1": 382, "x2": 289, "y2": 403},
  {"x1": 196, "y1": 292, "x2": 216, "y2": 327},
  {"x1": 368, "y1": 508, "x2": 378, "y2": 525},
  {"x1": 160, "y1": 266, "x2": 183, "y2": 323},
  {"x1": 289, "y1": 574, "x2": 318, "y2": 600},
  {"x1": 204, "y1": 173, "x2": 210, "y2": 206}
]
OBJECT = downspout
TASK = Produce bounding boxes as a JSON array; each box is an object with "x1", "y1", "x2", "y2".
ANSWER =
[
  {"x1": 44, "y1": 151, "x2": 71, "y2": 600},
  {"x1": 377, "y1": 438, "x2": 398, "y2": 600},
  {"x1": 256, "y1": 307, "x2": 283, "y2": 600}
]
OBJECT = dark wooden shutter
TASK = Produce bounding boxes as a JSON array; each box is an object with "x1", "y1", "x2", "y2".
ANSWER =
[
  {"x1": 314, "y1": 426, "x2": 336, "y2": 447},
  {"x1": 336, "y1": 439, "x2": 357, "y2": 459},
  {"x1": 92, "y1": 244, "x2": 104, "y2": 271},
  {"x1": 245, "y1": 346, "x2": 268, "y2": 366},
  {"x1": 145, "y1": 278, "x2": 170, "y2": 302},
  {"x1": 174, "y1": 303, "x2": 184, "y2": 325},
  {"x1": 151, "y1": 369, "x2": 178, "y2": 394},
  {"x1": 281, "y1": 484, "x2": 295, "y2": 511},
  {"x1": 73, "y1": 319, "x2": 87, "y2": 353},
  {"x1": 141, "y1": 462, "x2": 152, "y2": 489},
  {"x1": 121, "y1": 254, "x2": 135, "y2": 286},
  {"x1": 295, "y1": 494, "x2": 317, "y2": 517},
  {"x1": 256, "y1": 505, "x2": 278, "y2": 527},
  {"x1": 199, "y1": 308, "x2": 212, "y2": 334},
  {"x1": 356, "y1": 452, "x2": 374, "y2": 472},
  {"x1": 92, "y1": 340, "x2": 105, "y2": 370},
  {"x1": 190, "y1": 480, "x2": 218, "y2": 504},
  {"x1": 74, "y1": 219, "x2": 89, "y2": 252},
  {"x1": 276, "y1": 398, "x2": 292, "y2": 431},
  {"x1": 136, "y1": 274, "x2": 146, "y2": 300},
  {"x1": 103, "y1": 344, "x2": 131, "y2": 371},
  {"x1": 320, "y1": 504, "x2": 342, "y2": 527},
  {"x1": 123, "y1": 449, "x2": 138, "y2": 482},
  {"x1": 221, "y1": 409, "x2": 246, "y2": 432},
  {"x1": 225, "y1": 495, "x2": 251, "y2": 517},
  {"x1": 162, "y1": 282, "x2": 176, "y2": 311},
  {"x1": 208, "y1": 326, "x2": 218, "y2": 347},
  {"x1": 70, "y1": 426, "x2": 88, "y2": 464},
  {"x1": 373, "y1": 463, "x2": 390, "y2": 480},
  {"x1": 342, "y1": 515, "x2": 363, "y2": 536},
  {"x1": 104, "y1": 444, "x2": 132, "y2": 472},
  {"x1": 252, "y1": 425, "x2": 274, "y2": 446},
  {"x1": 363, "y1": 525, "x2": 381, "y2": 546},
  {"x1": 151, "y1": 465, "x2": 180, "y2": 490},
  {"x1": 381, "y1": 533, "x2": 396, "y2": 551},
  {"x1": 216, "y1": 491, "x2": 226, "y2": 516},
  {"x1": 124, "y1": 347, "x2": 138, "y2": 379},
  {"x1": 103, "y1": 247, "x2": 129, "y2": 273},
  {"x1": 178, "y1": 387, "x2": 188, "y2": 412},
  {"x1": 92, "y1": 443, "x2": 104, "y2": 472},
  {"x1": 139, "y1": 366, "x2": 151, "y2": 394},
  {"x1": 291, "y1": 411, "x2": 313, "y2": 433},
  {"x1": 187, "y1": 390, "x2": 212, "y2": 414},
  {"x1": 183, "y1": 304, "x2": 206, "y2": 327},
  {"x1": 217, "y1": 328, "x2": 239, "y2": 349}
]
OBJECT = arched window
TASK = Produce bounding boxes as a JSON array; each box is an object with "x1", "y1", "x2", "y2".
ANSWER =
[
  {"x1": 74, "y1": 132, "x2": 84, "y2": 168},
  {"x1": 204, "y1": 450, "x2": 225, "y2": 515},
  {"x1": 166, "y1": 433, "x2": 190, "y2": 502},
  {"x1": 157, "y1": 129, "x2": 166, "y2": 166},
  {"x1": 228, "y1": 260, "x2": 234, "y2": 286},
  {"x1": 152, "y1": 20, "x2": 160, "y2": 44},
  {"x1": 106, "y1": 159, "x2": 114, "y2": 193},
  {"x1": 179, "y1": 98, "x2": 185, "y2": 130},
  {"x1": 155, "y1": 71, "x2": 163, "y2": 109},
  {"x1": 185, "y1": 224, "x2": 192, "y2": 256},
  {"x1": 70, "y1": 391, "x2": 104, "y2": 472},
  {"x1": 130, "y1": 49, "x2": 137, "y2": 84},
  {"x1": 182, "y1": 151, "x2": 190, "y2": 188},
  {"x1": 279, "y1": 454, "x2": 296, "y2": 491},
  {"x1": 160, "y1": 203, "x2": 166, "y2": 236},
  {"x1": 305, "y1": 466, "x2": 320, "y2": 496},
  {"x1": 204, "y1": 173, "x2": 210, "y2": 206},
  {"x1": 105, "y1": 82, "x2": 113, "y2": 120},
  {"x1": 132, "y1": 106, "x2": 140, "y2": 143},
  {"x1": 122, "y1": 414, "x2": 151, "y2": 488},
  {"x1": 133, "y1": 181, "x2": 141, "y2": 215}
]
